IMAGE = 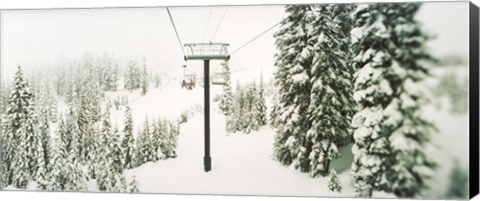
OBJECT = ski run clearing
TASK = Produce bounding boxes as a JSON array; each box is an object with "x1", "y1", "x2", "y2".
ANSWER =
[
  {"x1": 4, "y1": 67, "x2": 467, "y2": 199},
  {"x1": 74, "y1": 66, "x2": 466, "y2": 199},
  {"x1": 61, "y1": 81, "x2": 391, "y2": 198}
]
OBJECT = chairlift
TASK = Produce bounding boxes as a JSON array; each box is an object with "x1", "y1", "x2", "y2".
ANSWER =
[
  {"x1": 181, "y1": 64, "x2": 196, "y2": 90},
  {"x1": 181, "y1": 74, "x2": 196, "y2": 90},
  {"x1": 211, "y1": 72, "x2": 227, "y2": 85}
]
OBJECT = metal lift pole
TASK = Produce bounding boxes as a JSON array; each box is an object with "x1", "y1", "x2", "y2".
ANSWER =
[
  {"x1": 183, "y1": 42, "x2": 229, "y2": 172},
  {"x1": 203, "y1": 59, "x2": 211, "y2": 172}
]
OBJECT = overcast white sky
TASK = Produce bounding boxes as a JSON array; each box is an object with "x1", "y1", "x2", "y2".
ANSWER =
[{"x1": 0, "y1": 2, "x2": 469, "y2": 81}]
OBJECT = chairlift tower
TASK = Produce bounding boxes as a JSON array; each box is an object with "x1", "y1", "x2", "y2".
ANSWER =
[{"x1": 183, "y1": 42, "x2": 230, "y2": 172}]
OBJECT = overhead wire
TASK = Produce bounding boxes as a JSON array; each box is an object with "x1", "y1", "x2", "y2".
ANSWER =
[
  {"x1": 166, "y1": 7, "x2": 186, "y2": 57},
  {"x1": 210, "y1": 7, "x2": 229, "y2": 42},
  {"x1": 229, "y1": 20, "x2": 282, "y2": 55},
  {"x1": 166, "y1": 6, "x2": 283, "y2": 75},
  {"x1": 212, "y1": 19, "x2": 282, "y2": 73},
  {"x1": 202, "y1": 7, "x2": 213, "y2": 43}
]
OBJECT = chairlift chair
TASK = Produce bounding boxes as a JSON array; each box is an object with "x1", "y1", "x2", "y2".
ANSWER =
[{"x1": 211, "y1": 72, "x2": 227, "y2": 85}]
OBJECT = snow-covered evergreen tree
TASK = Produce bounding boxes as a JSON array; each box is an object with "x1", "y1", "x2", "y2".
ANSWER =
[
  {"x1": 269, "y1": 93, "x2": 280, "y2": 128},
  {"x1": 124, "y1": 60, "x2": 141, "y2": 91},
  {"x1": 350, "y1": 3, "x2": 436, "y2": 197},
  {"x1": 127, "y1": 176, "x2": 140, "y2": 193},
  {"x1": 151, "y1": 119, "x2": 164, "y2": 160},
  {"x1": 111, "y1": 125, "x2": 124, "y2": 173},
  {"x1": 136, "y1": 117, "x2": 156, "y2": 165},
  {"x1": 49, "y1": 140, "x2": 67, "y2": 191},
  {"x1": 11, "y1": 129, "x2": 30, "y2": 189},
  {"x1": 100, "y1": 54, "x2": 119, "y2": 91},
  {"x1": 96, "y1": 107, "x2": 114, "y2": 191},
  {"x1": 306, "y1": 4, "x2": 356, "y2": 177},
  {"x1": 35, "y1": 143, "x2": 50, "y2": 191},
  {"x1": 64, "y1": 155, "x2": 87, "y2": 191},
  {"x1": 121, "y1": 105, "x2": 136, "y2": 169},
  {"x1": 256, "y1": 73, "x2": 268, "y2": 126},
  {"x1": 165, "y1": 120, "x2": 179, "y2": 158},
  {"x1": 226, "y1": 83, "x2": 247, "y2": 133},
  {"x1": 1, "y1": 66, "x2": 37, "y2": 186},
  {"x1": 328, "y1": 169, "x2": 342, "y2": 192},
  {"x1": 244, "y1": 83, "x2": 260, "y2": 133},
  {"x1": 219, "y1": 61, "x2": 234, "y2": 115},
  {"x1": 272, "y1": 5, "x2": 316, "y2": 172},
  {"x1": 38, "y1": 113, "x2": 52, "y2": 180},
  {"x1": 25, "y1": 106, "x2": 42, "y2": 179},
  {"x1": 141, "y1": 57, "x2": 149, "y2": 96}
]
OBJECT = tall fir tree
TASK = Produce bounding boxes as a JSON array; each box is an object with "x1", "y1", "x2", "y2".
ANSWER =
[
  {"x1": 121, "y1": 105, "x2": 136, "y2": 169},
  {"x1": 306, "y1": 4, "x2": 356, "y2": 177},
  {"x1": 219, "y1": 61, "x2": 234, "y2": 115},
  {"x1": 111, "y1": 125, "x2": 124, "y2": 173},
  {"x1": 272, "y1": 5, "x2": 316, "y2": 172},
  {"x1": 350, "y1": 3, "x2": 436, "y2": 197},
  {"x1": 136, "y1": 117, "x2": 155, "y2": 165},
  {"x1": 141, "y1": 57, "x2": 149, "y2": 96},
  {"x1": 244, "y1": 83, "x2": 260, "y2": 133},
  {"x1": 11, "y1": 128, "x2": 30, "y2": 189},
  {"x1": 256, "y1": 72, "x2": 268, "y2": 126},
  {"x1": 124, "y1": 60, "x2": 141, "y2": 91},
  {"x1": 1, "y1": 66, "x2": 37, "y2": 186}
]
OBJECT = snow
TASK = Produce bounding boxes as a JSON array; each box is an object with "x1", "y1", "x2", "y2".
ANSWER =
[
  {"x1": 104, "y1": 85, "x2": 203, "y2": 136},
  {"x1": 124, "y1": 111, "x2": 355, "y2": 197},
  {"x1": 291, "y1": 72, "x2": 308, "y2": 84},
  {"x1": 102, "y1": 82, "x2": 366, "y2": 198},
  {"x1": 1, "y1": 61, "x2": 468, "y2": 199}
]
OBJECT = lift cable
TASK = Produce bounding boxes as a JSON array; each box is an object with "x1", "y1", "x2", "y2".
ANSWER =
[
  {"x1": 210, "y1": 19, "x2": 282, "y2": 74},
  {"x1": 166, "y1": 7, "x2": 186, "y2": 57},
  {"x1": 230, "y1": 20, "x2": 282, "y2": 55},
  {"x1": 210, "y1": 7, "x2": 229, "y2": 42},
  {"x1": 202, "y1": 7, "x2": 213, "y2": 43}
]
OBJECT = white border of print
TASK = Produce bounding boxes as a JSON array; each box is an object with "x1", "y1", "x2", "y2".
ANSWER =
[{"x1": 0, "y1": 1, "x2": 478, "y2": 201}]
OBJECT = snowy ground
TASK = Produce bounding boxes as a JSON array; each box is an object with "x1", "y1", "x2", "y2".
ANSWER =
[
  {"x1": 5, "y1": 66, "x2": 465, "y2": 198},
  {"x1": 100, "y1": 83, "x2": 395, "y2": 198},
  {"x1": 115, "y1": 66, "x2": 468, "y2": 198}
]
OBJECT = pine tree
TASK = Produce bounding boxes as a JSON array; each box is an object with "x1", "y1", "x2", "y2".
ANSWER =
[
  {"x1": 219, "y1": 61, "x2": 234, "y2": 115},
  {"x1": 141, "y1": 57, "x2": 149, "y2": 96},
  {"x1": 111, "y1": 125, "x2": 124, "y2": 173},
  {"x1": 2, "y1": 66, "x2": 37, "y2": 186},
  {"x1": 328, "y1": 169, "x2": 342, "y2": 193},
  {"x1": 25, "y1": 107, "x2": 42, "y2": 179},
  {"x1": 305, "y1": 4, "x2": 356, "y2": 177},
  {"x1": 136, "y1": 117, "x2": 154, "y2": 165},
  {"x1": 256, "y1": 72, "x2": 268, "y2": 126},
  {"x1": 37, "y1": 114, "x2": 52, "y2": 184},
  {"x1": 122, "y1": 105, "x2": 136, "y2": 169},
  {"x1": 11, "y1": 130, "x2": 30, "y2": 189},
  {"x1": 269, "y1": 93, "x2": 280, "y2": 128},
  {"x1": 244, "y1": 83, "x2": 260, "y2": 133},
  {"x1": 226, "y1": 83, "x2": 245, "y2": 133},
  {"x1": 272, "y1": 5, "x2": 316, "y2": 172},
  {"x1": 350, "y1": 3, "x2": 436, "y2": 197},
  {"x1": 165, "y1": 120, "x2": 179, "y2": 158},
  {"x1": 49, "y1": 139, "x2": 68, "y2": 191},
  {"x1": 35, "y1": 145, "x2": 50, "y2": 191},
  {"x1": 127, "y1": 176, "x2": 140, "y2": 193},
  {"x1": 96, "y1": 107, "x2": 114, "y2": 191},
  {"x1": 64, "y1": 155, "x2": 87, "y2": 191},
  {"x1": 124, "y1": 60, "x2": 141, "y2": 91}
]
